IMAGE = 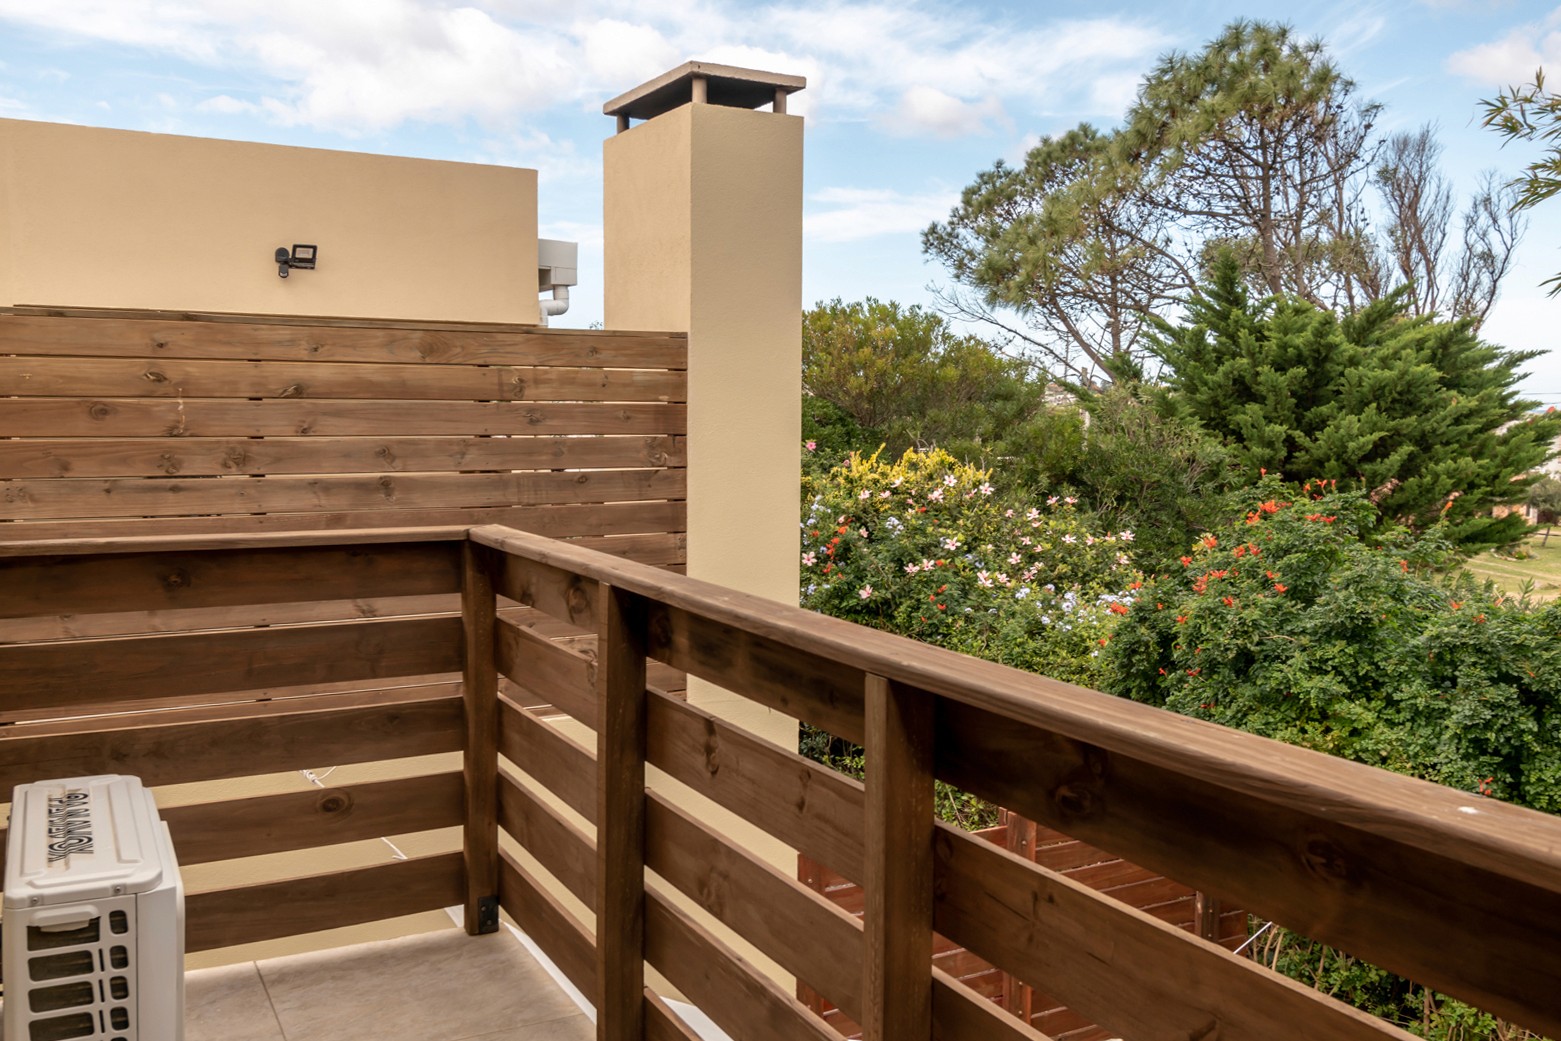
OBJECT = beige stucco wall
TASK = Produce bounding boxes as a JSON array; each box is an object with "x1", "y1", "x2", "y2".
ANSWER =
[
  {"x1": 0, "y1": 117, "x2": 538, "y2": 322},
  {"x1": 604, "y1": 100, "x2": 804, "y2": 990}
]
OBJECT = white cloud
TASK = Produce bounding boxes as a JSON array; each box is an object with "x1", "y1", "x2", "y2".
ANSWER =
[
  {"x1": 0, "y1": 1, "x2": 1167, "y2": 140},
  {"x1": 1447, "y1": 10, "x2": 1561, "y2": 86},
  {"x1": 0, "y1": 96, "x2": 26, "y2": 111},
  {"x1": 804, "y1": 186, "x2": 958, "y2": 243}
]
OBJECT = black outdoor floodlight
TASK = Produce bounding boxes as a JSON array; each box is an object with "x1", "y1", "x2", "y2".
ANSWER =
[{"x1": 275, "y1": 244, "x2": 318, "y2": 278}]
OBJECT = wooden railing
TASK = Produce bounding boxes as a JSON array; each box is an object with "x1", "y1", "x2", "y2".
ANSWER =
[{"x1": 3, "y1": 525, "x2": 1561, "y2": 1041}]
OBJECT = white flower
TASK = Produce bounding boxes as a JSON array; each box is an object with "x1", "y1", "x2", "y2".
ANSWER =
[
  {"x1": 1004, "y1": 508, "x2": 1015, "y2": 518},
  {"x1": 1046, "y1": 496, "x2": 1059, "y2": 507},
  {"x1": 859, "y1": 527, "x2": 869, "y2": 538},
  {"x1": 859, "y1": 489, "x2": 871, "y2": 500},
  {"x1": 942, "y1": 537, "x2": 960, "y2": 551},
  {"x1": 1120, "y1": 530, "x2": 1135, "y2": 542},
  {"x1": 943, "y1": 474, "x2": 957, "y2": 487},
  {"x1": 1085, "y1": 535, "x2": 1095, "y2": 546},
  {"x1": 879, "y1": 490, "x2": 892, "y2": 499},
  {"x1": 977, "y1": 571, "x2": 994, "y2": 588},
  {"x1": 802, "y1": 552, "x2": 816, "y2": 566},
  {"x1": 859, "y1": 585, "x2": 873, "y2": 600},
  {"x1": 904, "y1": 562, "x2": 921, "y2": 574},
  {"x1": 1008, "y1": 552, "x2": 1022, "y2": 565},
  {"x1": 1064, "y1": 496, "x2": 1078, "y2": 504},
  {"x1": 1062, "y1": 534, "x2": 1077, "y2": 544},
  {"x1": 979, "y1": 483, "x2": 994, "y2": 496},
  {"x1": 922, "y1": 559, "x2": 937, "y2": 570},
  {"x1": 891, "y1": 477, "x2": 903, "y2": 487},
  {"x1": 1027, "y1": 508, "x2": 1041, "y2": 520},
  {"x1": 928, "y1": 488, "x2": 944, "y2": 502}
]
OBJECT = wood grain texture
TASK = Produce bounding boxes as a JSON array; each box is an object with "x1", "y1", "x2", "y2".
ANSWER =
[
  {"x1": 863, "y1": 674, "x2": 935, "y2": 1041},
  {"x1": 932, "y1": 821, "x2": 1403, "y2": 1041},
  {"x1": 0, "y1": 541, "x2": 462, "y2": 620},
  {"x1": 495, "y1": 617, "x2": 596, "y2": 727},
  {"x1": 0, "y1": 434, "x2": 685, "y2": 479},
  {"x1": 498, "y1": 696, "x2": 596, "y2": 823},
  {"x1": 0, "y1": 685, "x2": 464, "y2": 793},
  {"x1": 497, "y1": 771, "x2": 597, "y2": 907},
  {"x1": 0, "y1": 356, "x2": 685, "y2": 402},
  {"x1": 595, "y1": 582, "x2": 649, "y2": 1041},
  {"x1": 0, "y1": 501, "x2": 684, "y2": 543},
  {"x1": 931, "y1": 968, "x2": 1057, "y2": 1041},
  {"x1": 646, "y1": 891, "x2": 837, "y2": 1041},
  {"x1": 0, "y1": 468, "x2": 686, "y2": 521},
  {"x1": 159, "y1": 773, "x2": 463, "y2": 865},
  {"x1": 0, "y1": 615, "x2": 463, "y2": 711},
  {"x1": 499, "y1": 848, "x2": 598, "y2": 996},
  {"x1": 0, "y1": 312, "x2": 686, "y2": 368},
  {"x1": 0, "y1": 399, "x2": 686, "y2": 438},
  {"x1": 463, "y1": 540, "x2": 502, "y2": 935},
  {"x1": 185, "y1": 852, "x2": 464, "y2": 952}
]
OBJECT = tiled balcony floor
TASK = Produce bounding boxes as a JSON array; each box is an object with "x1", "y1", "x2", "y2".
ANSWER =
[{"x1": 185, "y1": 927, "x2": 592, "y2": 1041}]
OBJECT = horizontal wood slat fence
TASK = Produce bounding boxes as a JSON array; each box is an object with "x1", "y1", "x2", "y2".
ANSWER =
[
  {"x1": 0, "y1": 307, "x2": 688, "y2": 549},
  {"x1": 4, "y1": 525, "x2": 1561, "y2": 1040}
]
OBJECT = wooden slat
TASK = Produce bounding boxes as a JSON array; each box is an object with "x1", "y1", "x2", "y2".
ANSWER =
[
  {"x1": 0, "y1": 312, "x2": 687, "y2": 368},
  {"x1": 499, "y1": 848, "x2": 598, "y2": 996},
  {"x1": 0, "y1": 399, "x2": 686, "y2": 438},
  {"x1": 932, "y1": 822, "x2": 1405, "y2": 1041},
  {"x1": 0, "y1": 501, "x2": 685, "y2": 543},
  {"x1": 863, "y1": 674, "x2": 935, "y2": 1041},
  {"x1": 495, "y1": 551, "x2": 601, "y2": 631},
  {"x1": 495, "y1": 617, "x2": 597, "y2": 726},
  {"x1": 646, "y1": 891, "x2": 837, "y2": 1041},
  {"x1": 0, "y1": 615, "x2": 462, "y2": 711},
  {"x1": 647, "y1": 791, "x2": 865, "y2": 1020},
  {"x1": 0, "y1": 435, "x2": 686, "y2": 479},
  {"x1": 185, "y1": 852, "x2": 464, "y2": 952},
  {"x1": 0, "y1": 468, "x2": 686, "y2": 521},
  {"x1": 159, "y1": 773, "x2": 464, "y2": 864},
  {"x1": 0, "y1": 541, "x2": 462, "y2": 620},
  {"x1": 0, "y1": 685, "x2": 464, "y2": 793},
  {"x1": 646, "y1": 690, "x2": 865, "y2": 881},
  {"x1": 498, "y1": 772, "x2": 597, "y2": 907},
  {"x1": 596, "y1": 582, "x2": 649, "y2": 1041},
  {"x1": 931, "y1": 969, "x2": 1057, "y2": 1041},
  {"x1": 498, "y1": 696, "x2": 596, "y2": 823},
  {"x1": 464, "y1": 541, "x2": 502, "y2": 935},
  {"x1": 0, "y1": 356, "x2": 685, "y2": 402}
]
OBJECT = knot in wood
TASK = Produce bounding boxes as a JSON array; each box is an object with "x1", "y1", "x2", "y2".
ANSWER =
[
  {"x1": 141, "y1": 369, "x2": 169, "y2": 383},
  {"x1": 222, "y1": 446, "x2": 248, "y2": 470},
  {"x1": 87, "y1": 401, "x2": 116, "y2": 421},
  {"x1": 1052, "y1": 781, "x2": 1098, "y2": 819},
  {"x1": 278, "y1": 383, "x2": 304, "y2": 398},
  {"x1": 1300, "y1": 836, "x2": 1353, "y2": 885},
  {"x1": 564, "y1": 583, "x2": 590, "y2": 618},
  {"x1": 160, "y1": 568, "x2": 191, "y2": 592},
  {"x1": 317, "y1": 791, "x2": 351, "y2": 815},
  {"x1": 509, "y1": 375, "x2": 527, "y2": 396},
  {"x1": 157, "y1": 453, "x2": 181, "y2": 475}
]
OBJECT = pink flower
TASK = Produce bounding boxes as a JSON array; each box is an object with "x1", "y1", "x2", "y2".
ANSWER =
[
  {"x1": 858, "y1": 585, "x2": 873, "y2": 600},
  {"x1": 801, "y1": 552, "x2": 816, "y2": 566},
  {"x1": 805, "y1": 440, "x2": 817, "y2": 451}
]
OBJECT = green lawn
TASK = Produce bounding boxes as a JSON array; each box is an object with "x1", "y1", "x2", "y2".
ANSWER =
[{"x1": 1464, "y1": 530, "x2": 1561, "y2": 602}]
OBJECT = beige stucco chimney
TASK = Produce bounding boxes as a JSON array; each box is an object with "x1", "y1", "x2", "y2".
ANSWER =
[{"x1": 602, "y1": 62, "x2": 806, "y2": 963}]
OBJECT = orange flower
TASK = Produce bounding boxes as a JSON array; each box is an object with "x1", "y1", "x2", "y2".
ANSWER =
[
  {"x1": 1221, "y1": 596, "x2": 1234, "y2": 607},
  {"x1": 1180, "y1": 555, "x2": 1193, "y2": 567},
  {"x1": 1176, "y1": 614, "x2": 1188, "y2": 624},
  {"x1": 1273, "y1": 583, "x2": 1287, "y2": 594},
  {"x1": 1201, "y1": 535, "x2": 1218, "y2": 548},
  {"x1": 1108, "y1": 602, "x2": 1129, "y2": 615}
]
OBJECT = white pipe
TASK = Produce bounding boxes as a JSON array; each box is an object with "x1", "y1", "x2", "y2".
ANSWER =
[{"x1": 539, "y1": 285, "x2": 570, "y2": 326}]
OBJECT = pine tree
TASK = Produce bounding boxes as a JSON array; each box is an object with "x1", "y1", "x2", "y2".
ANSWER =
[{"x1": 1153, "y1": 254, "x2": 1560, "y2": 551}]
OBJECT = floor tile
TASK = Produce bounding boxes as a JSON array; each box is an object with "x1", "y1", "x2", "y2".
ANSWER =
[
  {"x1": 256, "y1": 927, "x2": 581, "y2": 1041},
  {"x1": 184, "y1": 961, "x2": 287, "y2": 1041},
  {"x1": 454, "y1": 1012, "x2": 595, "y2": 1041}
]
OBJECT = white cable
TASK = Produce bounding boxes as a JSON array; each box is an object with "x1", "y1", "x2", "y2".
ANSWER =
[
  {"x1": 299, "y1": 767, "x2": 338, "y2": 788},
  {"x1": 1233, "y1": 920, "x2": 1274, "y2": 956}
]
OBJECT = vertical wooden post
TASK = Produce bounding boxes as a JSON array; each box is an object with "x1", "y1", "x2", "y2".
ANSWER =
[
  {"x1": 1001, "y1": 810, "x2": 1038, "y2": 1022},
  {"x1": 461, "y1": 539, "x2": 500, "y2": 935},
  {"x1": 863, "y1": 673, "x2": 935, "y2": 1041},
  {"x1": 596, "y1": 582, "x2": 648, "y2": 1041}
]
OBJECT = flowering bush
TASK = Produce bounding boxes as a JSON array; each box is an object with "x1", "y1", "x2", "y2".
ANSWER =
[
  {"x1": 1104, "y1": 477, "x2": 1561, "y2": 811},
  {"x1": 800, "y1": 447, "x2": 1141, "y2": 688}
]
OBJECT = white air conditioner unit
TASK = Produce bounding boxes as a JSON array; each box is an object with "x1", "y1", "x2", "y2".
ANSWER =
[{"x1": 3, "y1": 775, "x2": 184, "y2": 1041}]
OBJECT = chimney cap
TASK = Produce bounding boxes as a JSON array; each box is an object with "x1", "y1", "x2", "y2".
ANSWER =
[{"x1": 604, "y1": 61, "x2": 805, "y2": 123}]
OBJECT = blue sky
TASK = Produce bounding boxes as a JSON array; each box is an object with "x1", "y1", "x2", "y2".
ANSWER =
[{"x1": 3, "y1": 0, "x2": 1561, "y2": 403}]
